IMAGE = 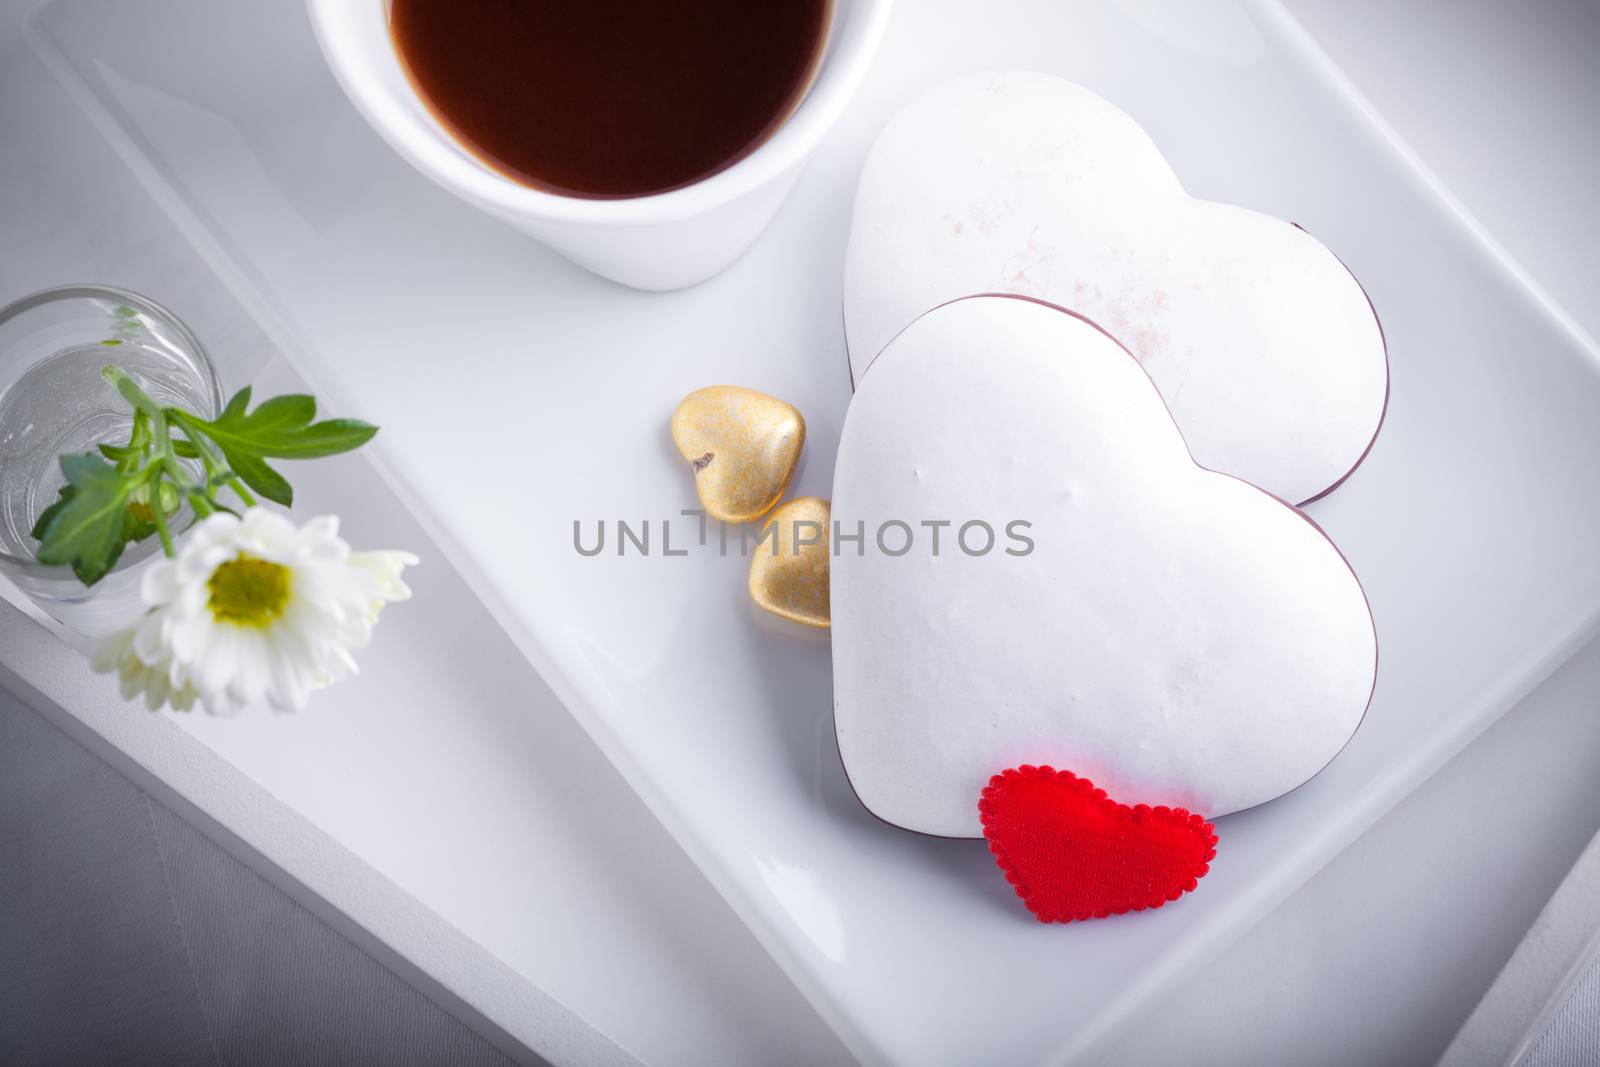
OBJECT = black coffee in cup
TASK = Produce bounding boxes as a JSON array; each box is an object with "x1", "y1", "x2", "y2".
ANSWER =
[{"x1": 391, "y1": 0, "x2": 831, "y2": 199}]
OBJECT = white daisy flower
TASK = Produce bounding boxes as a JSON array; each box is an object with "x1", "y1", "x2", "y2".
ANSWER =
[{"x1": 92, "y1": 508, "x2": 417, "y2": 714}]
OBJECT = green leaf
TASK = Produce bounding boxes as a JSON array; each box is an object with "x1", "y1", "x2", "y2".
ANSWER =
[
  {"x1": 224, "y1": 448, "x2": 293, "y2": 506},
  {"x1": 100, "y1": 338, "x2": 123, "y2": 347},
  {"x1": 30, "y1": 485, "x2": 75, "y2": 542},
  {"x1": 193, "y1": 392, "x2": 378, "y2": 460},
  {"x1": 170, "y1": 438, "x2": 200, "y2": 460},
  {"x1": 32, "y1": 454, "x2": 134, "y2": 585},
  {"x1": 220, "y1": 385, "x2": 251, "y2": 421},
  {"x1": 179, "y1": 390, "x2": 376, "y2": 508}
]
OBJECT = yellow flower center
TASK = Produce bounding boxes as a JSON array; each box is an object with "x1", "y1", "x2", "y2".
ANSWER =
[{"x1": 208, "y1": 555, "x2": 291, "y2": 627}]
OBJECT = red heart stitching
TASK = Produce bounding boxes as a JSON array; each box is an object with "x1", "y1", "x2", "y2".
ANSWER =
[{"x1": 979, "y1": 765, "x2": 1218, "y2": 923}]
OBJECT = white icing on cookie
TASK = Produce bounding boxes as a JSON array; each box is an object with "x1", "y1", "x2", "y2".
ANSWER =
[
  {"x1": 843, "y1": 71, "x2": 1387, "y2": 505},
  {"x1": 831, "y1": 296, "x2": 1376, "y2": 838}
]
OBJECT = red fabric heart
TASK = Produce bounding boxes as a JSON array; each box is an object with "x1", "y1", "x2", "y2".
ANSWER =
[{"x1": 979, "y1": 765, "x2": 1218, "y2": 923}]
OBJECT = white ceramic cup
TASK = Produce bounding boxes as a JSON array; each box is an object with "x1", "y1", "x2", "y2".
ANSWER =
[{"x1": 306, "y1": 0, "x2": 893, "y2": 291}]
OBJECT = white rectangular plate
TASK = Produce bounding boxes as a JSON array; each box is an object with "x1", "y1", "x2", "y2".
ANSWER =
[
  {"x1": 32, "y1": 0, "x2": 1600, "y2": 1062},
  {"x1": 1442, "y1": 825, "x2": 1600, "y2": 1066}
]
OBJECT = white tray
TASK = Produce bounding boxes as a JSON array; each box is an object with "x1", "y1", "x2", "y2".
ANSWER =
[
  {"x1": 31, "y1": 0, "x2": 1600, "y2": 1063},
  {"x1": 1442, "y1": 825, "x2": 1600, "y2": 1067}
]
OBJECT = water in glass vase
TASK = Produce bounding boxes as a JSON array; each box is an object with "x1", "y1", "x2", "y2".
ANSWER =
[
  {"x1": 0, "y1": 286, "x2": 221, "y2": 635},
  {"x1": 0, "y1": 342, "x2": 214, "y2": 557}
]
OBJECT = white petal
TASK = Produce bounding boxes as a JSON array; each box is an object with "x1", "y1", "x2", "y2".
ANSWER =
[
  {"x1": 263, "y1": 628, "x2": 314, "y2": 711},
  {"x1": 286, "y1": 595, "x2": 345, "y2": 644},
  {"x1": 132, "y1": 610, "x2": 168, "y2": 665},
  {"x1": 296, "y1": 515, "x2": 347, "y2": 563},
  {"x1": 118, "y1": 659, "x2": 145, "y2": 701},
  {"x1": 90, "y1": 628, "x2": 135, "y2": 674},
  {"x1": 303, "y1": 514, "x2": 340, "y2": 540},
  {"x1": 140, "y1": 560, "x2": 179, "y2": 607},
  {"x1": 349, "y1": 551, "x2": 418, "y2": 602},
  {"x1": 239, "y1": 507, "x2": 297, "y2": 554},
  {"x1": 194, "y1": 624, "x2": 238, "y2": 700},
  {"x1": 227, "y1": 632, "x2": 271, "y2": 707},
  {"x1": 202, "y1": 687, "x2": 243, "y2": 717},
  {"x1": 169, "y1": 611, "x2": 212, "y2": 663},
  {"x1": 332, "y1": 602, "x2": 373, "y2": 649},
  {"x1": 326, "y1": 643, "x2": 360, "y2": 680},
  {"x1": 178, "y1": 543, "x2": 232, "y2": 586},
  {"x1": 186, "y1": 511, "x2": 240, "y2": 554},
  {"x1": 143, "y1": 669, "x2": 170, "y2": 711},
  {"x1": 174, "y1": 577, "x2": 209, "y2": 620}
]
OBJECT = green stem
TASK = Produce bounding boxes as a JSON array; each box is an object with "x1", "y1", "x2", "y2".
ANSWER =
[
  {"x1": 147, "y1": 466, "x2": 175, "y2": 557},
  {"x1": 102, "y1": 363, "x2": 235, "y2": 551},
  {"x1": 118, "y1": 408, "x2": 149, "y2": 475},
  {"x1": 150, "y1": 410, "x2": 190, "y2": 489},
  {"x1": 226, "y1": 477, "x2": 257, "y2": 509},
  {"x1": 169, "y1": 408, "x2": 255, "y2": 508},
  {"x1": 101, "y1": 365, "x2": 164, "y2": 422},
  {"x1": 145, "y1": 407, "x2": 219, "y2": 538}
]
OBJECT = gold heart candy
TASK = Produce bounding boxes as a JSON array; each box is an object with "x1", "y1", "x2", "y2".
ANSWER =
[
  {"x1": 748, "y1": 496, "x2": 831, "y2": 628},
  {"x1": 672, "y1": 385, "x2": 805, "y2": 524}
]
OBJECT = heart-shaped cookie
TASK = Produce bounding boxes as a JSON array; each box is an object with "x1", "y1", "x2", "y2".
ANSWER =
[
  {"x1": 831, "y1": 296, "x2": 1376, "y2": 838},
  {"x1": 843, "y1": 71, "x2": 1388, "y2": 505},
  {"x1": 980, "y1": 765, "x2": 1218, "y2": 923},
  {"x1": 672, "y1": 385, "x2": 805, "y2": 523}
]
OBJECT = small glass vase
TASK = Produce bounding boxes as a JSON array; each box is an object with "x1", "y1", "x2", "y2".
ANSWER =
[{"x1": 0, "y1": 285, "x2": 223, "y2": 638}]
